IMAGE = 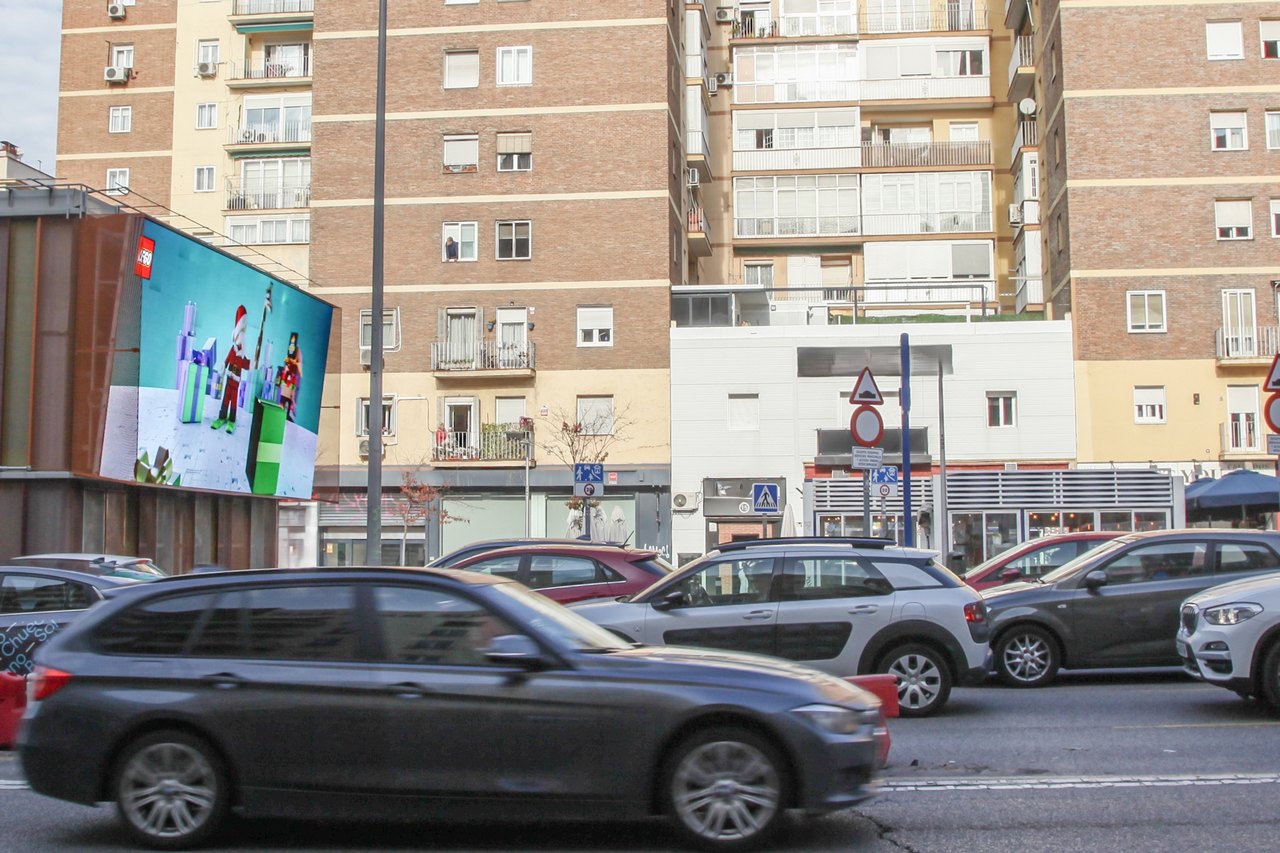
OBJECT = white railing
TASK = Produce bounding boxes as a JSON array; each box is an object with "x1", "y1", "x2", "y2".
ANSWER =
[
  {"x1": 687, "y1": 129, "x2": 711, "y2": 161},
  {"x1": 861, "y1": 6, "x2": 988, "y2": 33},
  {"x1": 734, "y1": 80, "x2": 859, "y2": 104},
  {"x1": 228, "y1": 58, "x2": 312, "y2": 81},
  {"x1": 1010, "y1": 118, "x2": 1038, "y2": 165},
  {"x1": 1017, "y1": 199, "x2": 1040, "y2": 226},
  {"x1": 228, "y1": 122, "x2": 312, "y2": 145},
  {"x1": 431, "y1": 340, "x2": 536, "y2": 372},
  {"x1": 1007, "y1": 34, "x2": 1035, "y2": 89},
  {"x1": 1015, "y1": 276, "x2": 1044, "y2": 312},
  {"x1": 686, "y1": 51, "x2": 707, "y2": 81},
  {"x1": 225, "y1": 180, "x2": 311, "y2": 210},
  {"x1": 861, "y1": 76, "x2": 991, "y2": 101},
  {"x1": 232, "y1": 0, "x2": 313, "y2": 14},
  {"x1": 734, "y1": 215, "x2": 861, "y2": 238},
  {"x1": 1221, "y1": 418, "x2": 1262, "y2": 453},
  {"x1": 1216, "y1": 326, "x2": 1280, "y2": 359},
  {"x1": 779, "y1": 13, "x2": 858, "y2": 36},
  {"x1": 731, "y1": 141, "x2": 992, "y2": 172},
  {"x1": 734, "y1": 146, "x2": 862, "y2": 171},
  {"x1": 861, "y1": 210, "x2": 993, "y2": 235},
  {"x1": 687, "y1": 205, "x2": 710, "y2": 237},
  {"x1": 764, "y1": 281, "x2": 996, "y2": 309}
]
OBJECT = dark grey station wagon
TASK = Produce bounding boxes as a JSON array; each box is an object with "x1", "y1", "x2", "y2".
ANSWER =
[{"x1": 20, "y1": 567, "x2": 885, "y2": 851}]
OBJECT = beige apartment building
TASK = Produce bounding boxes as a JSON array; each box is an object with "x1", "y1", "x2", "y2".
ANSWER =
[{"x1": 1031, "y1": 0, "x2": 1280, "y2": 477}]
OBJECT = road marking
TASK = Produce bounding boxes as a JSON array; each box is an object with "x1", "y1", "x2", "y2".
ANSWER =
[
  {"x1": 0, "y1": 781, "x2": 28, "y2": 790},
  {"x1": 882, "y1": 772, "x2": 1280, "y2": 792},
  {"x1": 1113, "y1": 721, "x2": 1280, "y2": 730}
]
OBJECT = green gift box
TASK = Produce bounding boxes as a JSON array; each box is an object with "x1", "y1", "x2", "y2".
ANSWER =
[
  {"x1": 180, "y1": 363, "x2": 208, "y2": 424},
  {"x1": 246, "y1": 399, "x2": 287, "y2": 495}
]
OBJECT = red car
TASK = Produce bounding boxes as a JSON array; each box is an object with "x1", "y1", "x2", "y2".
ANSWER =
[
  {"x1": 962, "y1": 532, "x2": 1120, "y2": 590},
  {"x1": 451, "y1": 543, "x2": 672, "y2": 604}
]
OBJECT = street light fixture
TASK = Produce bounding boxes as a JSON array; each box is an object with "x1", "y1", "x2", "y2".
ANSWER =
[{"x1": 506, "y1": 428, "x2": 532, "y2": 536}]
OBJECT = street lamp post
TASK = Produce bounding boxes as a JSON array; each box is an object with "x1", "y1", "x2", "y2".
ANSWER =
[{"x1": 506, "y1": 428, "x2": 532, "y2": 536}]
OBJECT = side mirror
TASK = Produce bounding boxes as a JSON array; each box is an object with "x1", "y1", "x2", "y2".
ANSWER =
[
  {"x1": 483, "y1": 634, "x2": 545, "y2": 668},
  {"x1": 652, "y1": 589, "x2": 687, "y2": 611},
  {"x1": 1084, "y1": 570, "x2": 1108, "y2": 591},
  {"x1": 998, "y1": 567, "x2": 1022, "y2": 582}
]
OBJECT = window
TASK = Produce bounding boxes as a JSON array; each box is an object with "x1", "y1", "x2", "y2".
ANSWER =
[
  {"x1": 1261, "y1": 20, "x2": 1280, "y2": 58},
  {"x1": 1127, "y1": 291, "x2": 1166, "y2": 333},
  {"x1": 0, "y1": 574, "x2": 91, "y2": 615},
  {"x1": 1272, "y1": 200, "x2": 1280, "y2": 237},
  {"x1": 1134, "y1": 386, "x2": 1166, "y2": 423},
  {"x1": 780, "y1": 558, "x2": 892, "y2": 601},
  {"x1": 197, "y1": 39, "x2": 219, "y2": 66},
  {"x1": 577, "y1": 306, "x2": 613, "y2": 347},
  {"x1": 744, "y1": 262, "x2": 774, "y2": 285},
  {"x1": 194, "y1": 166, "x2": 216, "y2": 193},
  {"x1": 672, "y1": 292, "x2": 734, "y2": 326},
  {"x1": 1226, "y1": 385, "x2": 1259, "y2": 451},
  {"x1": 108, "y1": 105, "x2": 131, "y2": 133},
  {"x1": 1210, "y1": 112, "x2": 1247, "y2": 150},
  {"x1": 357, "y1": 396, "x2": 396, "y2": 436},
  {"x1": 93, "y1": 592, "x2": 219, "y2": 656},
  {"x1": 728, "y1": 393, "x2": 760, "y2": 430},
  {"x1": 496, "y1": 220, "x2": 531, "y2": 260},
  {"x1": 441, "y1": 221, "x2": 478, "y2": 261},
  {"x1": 1104, "y1": 542, "x2": 1208, "y2": 584},
  {"x1": 949, "y1": 121, "x2": 979, "y2": 142},
  {"x1": 443, "y1": 134, "x2": 479, "y2": 173},
  {"x1": 679, "y1": 557, "x2": 776, "y2": 607},
  {"x1": 239, "y1": 157, "x2": 311, "y2": 208},
  {"x1": 244, "y1": 585, "x2": 358, "y2": 661},
  {"x1": 446, "y1": 0, "x2": 480, "y2": 4},
  {"x1": 1215, "y1": 199, "x2": 1253, "y2": 239},
  {"x1": 105, "y1": 168, "x2": 130, "y2": 195},
  {"x1": 226, "y1": 215, "x2": 310, "y2": 245},
  {"x1": 935, "y1": 49, "x2": 984, "y2": 76},
  {"x1": 242, "y1": 94, "x2": 312, "y2": 143},
  {"x1": 196, "y1": 102, "x2": 217, "y2": 129},
  {"x1": 111, "y1": 44, "x2": 134, "y2": 68},
  {"x1": 576, "y1": 396, "x2": 614, "y2": 435},
  {"x1": 263, "y1": 42, "x2": 310, "y2": 76},
  {"x1": 528, "y1": 555, "x2": 602, "y2": 589},
  {"x1": 444, "y1": 50, "x2": 480, "y2": 89},
  {"x1": 372, "y1": 586, "x2": 518, "y2": 667},
  {"x1": 496, "y1": 46, "x2": 532, "y2": 86},
  {"x1": 1268, "y1": 112, "x2": 1280, "y2": 149},
  {"x1": 463, "y1": 555, "x2": 522, "y2": 581},
  {"x1": 497, "y1": 131, "x2": 532, "y2": 171},
  {"x1": 1206, "y1": 21, "x2": 1243, "y2": 59},
  {"x1": 360, "y1": 309, "x2": 399, "y2": 350},
  {"x1": 986, "y1": 392, "x2": 1016, "y2": 427},
  {"x1": 1216, "y1": 542, "x2": 1280, "y2": 574}
]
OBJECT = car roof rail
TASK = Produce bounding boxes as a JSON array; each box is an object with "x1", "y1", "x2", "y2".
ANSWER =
[{"x1": 712, "y1": 537, "x2": 898, "y2": 554}]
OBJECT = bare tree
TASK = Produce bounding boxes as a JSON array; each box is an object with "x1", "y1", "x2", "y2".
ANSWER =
[
  {"x1": 535, "y1": 403, "x2": 636, "y2": 537},
  {"x1": 391, "y1": 461, "x2": 465, "y2": 565}
]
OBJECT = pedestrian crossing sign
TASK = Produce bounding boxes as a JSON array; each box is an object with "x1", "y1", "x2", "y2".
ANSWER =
[{"x1": 752, "y1": 482, "x2": 781, "y2": 514}]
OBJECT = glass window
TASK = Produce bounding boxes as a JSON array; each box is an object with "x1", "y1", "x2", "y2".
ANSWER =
[
  {"x1": 106, "y1": 168, "x2": 130, "y2": 196},
  {"x1": 497, "y1": 131, "x2": 532, "y2": 171},
  {"x1": 356, "y1": 396, "x2": 396, "y2": 436},
  {"x1": 577, "y1": 306, "x2": 613, "y2": 347},
  {"x1": 1134, "y1": 386, "x2": 1166, "y2": 423},
  {"x1": 443, "y1": 134, "x2": 479, "y2": 172},
  {"x1": 94, "y1": 592, "x2": 219, "y2": 655},
  {"x1": 1101, "y1": 542, "x2": 1209, "y2": 584},
  {"x1": 780, "y1": 557, "x2": 891, "y2": 600},
  {"x1": 444, "y1": 50, "x2": 480, "y2": 89},
  {"x1": 1206, "y1": 21, "x2": 1244, "y2": 59},
  {"x1": 576, "y1": 395, "x2": 614, "y2": 435},
  {"x1": 108, "y1": 105, "x2": 131, "y2": 133},
  {"x1": 496, "y1": 220, "x2": 531, "y2": 260},
  {"x1": 359, "y1": 308, "x2": 399, "y2": 350},
  {"x1": 496, "y1": 46, "x2": 533, "y2": 85},
  {"x1": 987, "y1": 392, "x2": 1016, "y2": 427},
  {"x1": 196, "y1": 103, "x2": 217, "y2": 129},
  {"x1": 678, "y1": 557, "x2": 775, "y2": 606},
  {"x1": 0, "y1": 575, "x2": 91, "y2": 615},
  {"x1": 1263, "y1": 20, "x2": 1280, "y2": 58},
  {"x1": 1127, "y1": 291, "x2": 1166, "y2": 332},
  {"x1": 1215, "y1": 542, "x2": 1280, "y2": 574},
  {"x1": 952, "y1": 511, "x2": 1018, "y2": 567},
  {"x1": 1100, "y1": 512, "x2": 1134, "y2": 532},
  {"x1": 744, "y1": 262, "x2": 774, "y2": 285},
  {"x1": 243, "y1": 585, "x2": 358, "y2": 661},
  {"x1": 189, "y1": 591, "x2": 245, "y2": 657},
  {"x1": 1210, "y1": 112, "x2": 1248, "y2": 150},
  {"x1": 1005, "y1": 542, "x2": 1083, "y2": 580},
  {"x1": 527, "y1": 555, "x2": 600, "y2": 588},
  {"x1": 442, "y1": 221, "x2": 478, "y2": 261},
  {"x1": 1267, "y1": 112, "x2": 1280, "y2": 149},
  {"x1": 111, "y1": 44, "x2": 134, "y2": 68},
  {"x1": 728, "y1": 393, "x2": 760, "y2": 430},
  {"x1": 373, "y1": 585, "x2": 518, "y2": 666},
  {"x1": 194, "y1": 165, "x2": 215, "y2": 193},
  {"x1": 1271, "y1": 200, "x2": 1280, "y2": 238},
  {"x1": 197, "y1": 39, "x2": 219, "y2": 65},
  {"x1": 461, "y1": 555, "x2": 522, "y2": 580},
  {"x1": 871, "y1": 560, "x2": 945, "y2": 589}
]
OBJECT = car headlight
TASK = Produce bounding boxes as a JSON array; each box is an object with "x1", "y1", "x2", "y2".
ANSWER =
[
  {"x1": 791, "y1": 703, "x2": 876, "y2": 735},
  {"x1": 1202, "y1": 603, "x2": 1263, "y2": 626}
]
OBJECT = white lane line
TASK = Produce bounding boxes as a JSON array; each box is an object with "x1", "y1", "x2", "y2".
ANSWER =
[
  {"x1": 0, "y1": 781, "x2": 29, "y2": 790},
  {"x1": 1114, "y1": 721, "x2": 1280, "y2": 729},
  {"x1": 882, "y1": 772, "x2": 1280, "y2": 792}
]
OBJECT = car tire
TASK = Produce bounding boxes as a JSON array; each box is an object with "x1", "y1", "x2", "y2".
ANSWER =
[
  {"x1": 112, "y1": 730, "x2": 230, "y2": 850},
  {"x1": 995, "y1": 625, "x2": 1061, "y2": 688},
  {"x1": 877, "y1": 643, "x2": 952, "y2": 718},
  {"x1": 661, "y1": 726, "x2": 790, "y2": 851},
  {"x1": 1260, "y1": 641, "x2": 1280, "y2": 710}
]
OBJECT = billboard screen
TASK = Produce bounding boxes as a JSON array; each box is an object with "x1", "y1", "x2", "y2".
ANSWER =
[{"x1": 99, "y1": 220, "x2": 333, "y2": 498}]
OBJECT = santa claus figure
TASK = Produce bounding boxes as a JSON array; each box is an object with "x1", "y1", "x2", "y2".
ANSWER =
[
  {"x1": 279, "y1": 331, "x2": 302, "y2": 421},
  {"x1": 211, "y1": 305, "x2": 251, "y2": 434}
]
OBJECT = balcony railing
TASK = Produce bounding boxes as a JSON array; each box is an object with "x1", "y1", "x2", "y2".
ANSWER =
[
  {"x1": 735, "y1": 215, "x2": 861, "y2": 238},
  {"x1": 734, "y1": 80, "x2": 859, "y2": 104},
  {"x1": 687, "y1": 205, "x2": 709, "y2": 234},
  {"x1": 1221, "y1": 418, "x2": 1262, "y2": 454},
  {"x1": 687, "y1": 129, "x2": 711, "y2": 162},
  {"x1": 432, "y1": 425, "x2": 527, "y2": 463},
  {"x1": 1010, "y1": 118, "x2": 1038, "y2": 164},
  {"x1": 861, "y1": 76, "x2": 991, "y2": 101},
  {"x1": 731, "y1": 14, "x2": 858, "y2": 38},
  {"x1": 766, "y1": 281, "x2": 996, "y2": 310},
  {"x1": 734, "y1": 210, "x2": 993, "y2": 239},
  {"x1": 733, "y1": 140, "x2": 991, "y2": 172},
  {"x1": 686, "y1": 52, "x2": 707, "y2": 81},
  {"x1": 1216, "y1": 326, "x2": 1280, "y2": 359},
  {"x1": 861, "y1": 6, "x2": 989, "y2": 33},
  {"x1": 1015, "y1": 276, "x2": 1044, "y2": 312},
  {"x1": 861, "y1": 210, "x2": 993, "y2": 235},
  {"x1": 224, "y1": 180, "x2": 311, "y2": 210},
  {"x1": 229, "y1": 122, "x2": 312, "y2": 145},
  {"x1": 232, "y1": 0, "x2": 314, "y2": 14},
  {"x1": 431, "y1": 340, "x2": 536, "y2": 372},
  {"x1": 228, "y1": 58, "x2": 312, "y2": 81},
  {"x1": 1007, "y1": 34, "x2": 1035, "y2": 89}
]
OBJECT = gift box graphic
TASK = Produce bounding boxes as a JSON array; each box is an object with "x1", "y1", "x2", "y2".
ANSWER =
[
  {"x1": 179, "y1": 362, "x2": 209, "y2": 424},
  {"x1": 246, "y1": 399, "x2": 287, "y2": 495}
]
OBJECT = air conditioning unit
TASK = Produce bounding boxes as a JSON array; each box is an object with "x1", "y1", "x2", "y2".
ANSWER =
[
  {"x1": 358, "y1": 438, "x2": 370, "y2": 458},
  {"x1": 104, "y1": 66, "x2": 129, "y2": 83},
  {"x1": 1007, "y1": 202, "x2": 1023, "y2": 226},
  {"x1": 707, "y1": 76, "x2": 718, "y2": 94},
  {"x1": 197, "y1": 61, "x2": 217, "y2": 78},
  {"x1": 672, "y1": 491, "x2": 701, "y2": 512},
  {"x1": 107, "y1": 3, "x2": 126, "y2": 19},
  {"x1": 714, "y1": 72, "x2": 734, "y2": 88},
  {"x1": 714, "y1": 7, "x2": 735, "y2": 24},
  {"x1": 359, "y1": 347, "x2": 372, "y2": 368},
  {"x1": 687, "y1": 168, "x2": 700, "y2": 188}
]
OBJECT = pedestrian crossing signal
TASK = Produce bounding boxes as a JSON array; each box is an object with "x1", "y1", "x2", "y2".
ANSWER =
[{"x1": 752, "y1": 482, "x2": 780, "y2": 514}]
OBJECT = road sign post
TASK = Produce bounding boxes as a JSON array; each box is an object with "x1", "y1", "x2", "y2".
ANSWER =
[{"x1": 574, "y1": 463, "x2": 605, "y2": 539}]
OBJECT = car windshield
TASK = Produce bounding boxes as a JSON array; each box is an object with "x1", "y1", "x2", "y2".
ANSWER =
[
  {"x1": 963, "y1": 542, "x2": 1028, "y2": 579},
  {"x1": 490, "y1": 582, "x2": 631, "y2": 651},
  {"x1": 636, "y1": 556, "x2": 675, "y2": 577},
  {"x1": 1039, "y1": 538, "x2": 1129, "y2": 584}
]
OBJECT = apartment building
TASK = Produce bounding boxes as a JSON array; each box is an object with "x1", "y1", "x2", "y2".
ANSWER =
[{"x1": 1034, "y1": 1, "x2": 1280, "y2": 476}]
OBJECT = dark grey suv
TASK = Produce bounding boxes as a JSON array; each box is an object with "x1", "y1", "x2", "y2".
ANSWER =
[
  {"x1": 983, "y1": 529, "x2": 1280, "y2": 687},
  {"x1": 20, "y1": 567, "x2": 885, "y2": 851}
]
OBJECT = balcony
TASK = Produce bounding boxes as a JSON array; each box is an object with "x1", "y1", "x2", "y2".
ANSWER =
[
  {"x1": 1009, "y1": 118, "x2": 1037, "y2": 167},
  {"x1": 432, "y1": 424, "x2": 529, "y2": 466},
  {"x1": 765, "y1": 281, "x2": 997, "y2": 317},
  {"x1": 224, "y1": 179, "x2": 311, "y2": 211},
  {"x1": 232, "y1": 0, "x2": 314, "y2": 14},
  {"x1": 686, "y1": 51, "x2": 708, "y2": 82},
  {"x1": 1014, "y1": 276, "x2": 1044, "y2": 313},
  {"x1": 733, "y1": 140, "x2": 991, "y2": 172},
  {"x1": 861, "y1": 6, "x2": 989, "y2": 34},
  {"x1": 1216, "y1": 326, "x2": 1280, "y2": 362},
  {"x1": 228, "y1": 122, "x2": 312, "y2": 147},
  {"x1": 861, "y1": 210, "x2": 993, "y2": 235},
  {"x1": 731, "y1": 13, "x2": 858, "y2": 39},
  {"x1": 227, "y1": 58, "x2": 312, "y2": 87},
  {"x1": 735, "y1": 215, "x2": 861, "y2": 239},
  {"x1": 861, "y1": 76, "x2": 991, "y2": 102},
  {"x1": 1221, "y1": 418, "x2": 1263, "y2": 456},
  {"x1": 431, "y1": 340, "x2": 536, "y2": 377},
  {"x1": 735, "y1": 80, "x2": 859, "y2": 105},
  {"x1": 686, "y1": 129, "x2": 713, "y2": 179},
  {"x1": 1007, "y1": 34, "x2": 1035, "y2": 101},
  {"x1": 687, "y1": 205, "x2": 712, "y2": 257}
]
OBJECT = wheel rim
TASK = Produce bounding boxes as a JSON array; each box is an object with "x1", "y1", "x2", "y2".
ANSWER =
[
  {"x1": 120, "y1": 742, "x2": 218, "y2": 840},
  {"x1": 1002, "y1": 633, "x2": 1052, "y2": 683},
  {"x1": 888, "y1": 652, "x2": 943, "y2": 710},
  {"x1": 672, "y1": 740, "x2": 780, "y2": 842}
]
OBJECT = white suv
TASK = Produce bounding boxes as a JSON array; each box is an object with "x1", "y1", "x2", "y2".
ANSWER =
[
  {"x1": 571, "y1": 537, "x2": 991, "y2": 717},
  {"x1": 1178, "y1": 571, "x2": 1280, "y2": 707}
]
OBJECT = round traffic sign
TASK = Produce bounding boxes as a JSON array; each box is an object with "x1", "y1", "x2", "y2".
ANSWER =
[
  {"x1": 583, "y1": 483, "x2": 596, "y2": 497},
  {"x1": 850, "y1": 405, "x2": 884, "y2": 447},
  {"x1": 1266, "y1": 394, "x2": 1280, "y2": 435}
]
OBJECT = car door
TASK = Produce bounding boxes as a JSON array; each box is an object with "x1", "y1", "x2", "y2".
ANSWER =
[
  {"x1": 1068, "y1": 540, "x2": 1212, "y2": 666},
  {"x1": 526, "y1": 553, "x2": 616, "y2": 604},
  {"x1": 0, "y1": 573, "x2": 95, "y2": 676},
  {"x1": 773, "y1": 555, "x2": 895, "y2": 676},
  {"x1": 640, "y1": 555, "x2": 779, "y2": 656}
]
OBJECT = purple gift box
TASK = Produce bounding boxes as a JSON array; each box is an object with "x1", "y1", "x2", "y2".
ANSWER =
[
  {"x1": 176, "y1": 359, "x2": 189, "y2": 394},
  {"x1": 182, "y1": 301, "x2": 197, "y2": 337}
]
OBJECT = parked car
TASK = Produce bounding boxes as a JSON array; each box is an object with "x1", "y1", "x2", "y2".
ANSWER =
[
  {"x1": 19, "y1": 566, "x2": 885, "y2": 851},
  {"x1": 962, "y1": 532, "x2": 1120, "y2": 591},
  {"x1": 1178, "y1": 570, "x2": 1280, "y2": 707},
  {"x1": 983, "y1": 529, "x2": 1280, "y2": 687},
  {"x1": 429, "y1": 537, "x2": 626, "y2": 568},
  {"x1": 571, "y1": 537, "x2": 991, "y2": 717},
  {"x1": 450, "y1": 543, "x2": 671, "y2": 604},
  {"x1": 12, "y1": 553, "x2": 168, "y2": 581}
]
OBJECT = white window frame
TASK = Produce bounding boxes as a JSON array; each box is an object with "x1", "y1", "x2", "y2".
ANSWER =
[
  {"x1": 356, "y1": 396, "x2": 397, "y2": 437},
  {"x1": 1271, "y1": 200, "x2": 1280, "y2": 237},
  {"x1": 1126, "y1": 290, "x2": 1166, "y2": 333},
  {"x1": 1215, "y1": 199, "x2": 1253, "y2": 240},
  {"x1": 496, "y1": 220, "x2": 532, "y2": 260},
  {"x1": 744, "y1": 261, "x2": 775, "y2": 285},
  {"x1": 442, "y1": 133, "x2": 479, "y2": 173},
  {"x1": 1267, "y1": 111, "x2": 1280, "y2": 150},
  {"x1": 225, "y1": 214, "x2": 310, "y2": 245},
  {"x1": 728, "y1": 393, "x2": 761, "y2": 431},
  {"x1": 105, "y1": 168, "x2": 130, "y2": 196},
  {"x1": 1206, "y1": 21, "x2": 1244, "y2": 60},
  {"x1": 496, "y1": 46, "x2": 533, "y2": 86},
  {"x1": 496, "y1": 131, "x2": 532, "y2": 171},
  {"x1": 197, "y1": 39, "x2": 220, "y2": 66},
  {"x1": 445, "y1": 0, "x2": 480, "y2": 4},
  {"x1": 576, "y1": 306, "x2": 614, "y2": 347},
  {"x1": 1261, "y1": 19, "x2": 1280, "y2": 59},
  {"x1": 442, "y1": 221, "x2": 478, "y2": 262},
  {"x1": 1209, "y1": 112, "x2": 1248, "y2": 151},
  {"x1": 1134, "y1": 387, "x2": 1167, "y2": 424},
  {"x1": 193, "y1": 166, "x2": 216, "y2": 193},
  {"x1": 108, "y1": 105, "x2": 131, "y2": 133},
  {"x1": 1227, "y1": 385, "x2": 1260, "y2": 451},
  {"x1": 986, "y1": 391, "x2": 1016, "y2": 428},
  {"x1": 196, "y1": 102, "x2": 217, "y2": 130},
  {"x1": 576, "y1": 396, "x2": 615, "y2": 436},
  {"x1": 444, "y1": 50, "x2": 480, "y2": 89},
  {"x1": 111, "y1": 44, "x2": 134, "y2": 68},
  {"x1": 359, "y1": 308, "x2": 401, "y2": 351}
]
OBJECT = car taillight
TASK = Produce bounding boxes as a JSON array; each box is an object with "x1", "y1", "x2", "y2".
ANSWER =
[
  {"x1": 30, "y1": 667, "x2": 72, "y2": 701},
  {"x1": 964, "y1": 601, "x2": 987, "y2": 624}
]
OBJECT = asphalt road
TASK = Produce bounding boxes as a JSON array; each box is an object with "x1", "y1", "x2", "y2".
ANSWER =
[{"x1": 2, "y1": 669, "x2": 1278, "y2": 852}]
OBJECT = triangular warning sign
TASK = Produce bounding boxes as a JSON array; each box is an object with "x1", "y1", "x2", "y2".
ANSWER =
[
  {"x1": 850, "y1": 367, "x2": 884, "y2": 405},
  {"x1": 1266, "y1": 355, "x2": 1280, "y2": 392}
]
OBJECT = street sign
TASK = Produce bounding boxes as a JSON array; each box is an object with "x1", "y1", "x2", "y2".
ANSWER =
[
  {"x1": 850, "y1": 367, "x2": 884, "y2": 405},
  {"x1": 877, "y1": 483, "x2": 897, "y2": 498},
  {"x1": 851, "y1": 446, "x2": 885, "y2": 469},
  {"x1": 850, "y1": 405, "x2": 885, "y2": 447},
  {"x1": 1269, "y1": 433, "x2": 1280, "y2": 455},
  {"x1": 1267, "y1": 356, "x2": 1280, "y2": 392},
  {"x1": 574, "y1": 481, "x2": 604, "y2": 497},
  {"x1": 870, "y1": 466, "x2": 899, "y2": 485},
  {"x1": 752, "y1": 482, "x2": 780, "y2": 514},
  {"x1": 1266, "y1": 394, "x2": 1280, "y2": 435},
  {"x1": 574, "y1": 463, "x2": 604, "y2": 483}
]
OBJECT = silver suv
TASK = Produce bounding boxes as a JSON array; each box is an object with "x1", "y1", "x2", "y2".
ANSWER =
[
  {"x1": 572, "y1": 537, "x2": 991, "y2": 716},
  {"x1": 1178, "y1": 570, "x2": 1280, "y2": 707}
]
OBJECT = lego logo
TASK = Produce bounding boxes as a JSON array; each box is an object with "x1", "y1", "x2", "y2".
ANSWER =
[{"x1": 135, "y1": 236, "x2": 156, "y2": 279}]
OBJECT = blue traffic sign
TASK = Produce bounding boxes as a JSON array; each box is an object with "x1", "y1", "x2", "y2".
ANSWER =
[
  {"x1": 870, "y1": 466, "x2": 899, "y2": 485},
  {"x1": 574, "y1": 463, "x2": 605, "y2": 484},
  {"x1": 752, "y1": 482, "x2": 781, "y2": 514}
]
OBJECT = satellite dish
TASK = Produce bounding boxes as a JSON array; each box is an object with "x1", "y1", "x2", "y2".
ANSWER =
[{"x1": 1018, "y1": 97, "x2": 1037, "y2": 116}]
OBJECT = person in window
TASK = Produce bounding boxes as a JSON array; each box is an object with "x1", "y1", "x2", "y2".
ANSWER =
[{"x1": 445, "y1": 236, "x2": 459, "y2": 262}]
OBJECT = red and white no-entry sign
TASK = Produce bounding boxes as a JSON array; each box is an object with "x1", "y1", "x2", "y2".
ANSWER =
[
  {"x1": 851, "y1": 405, "x2": 884, "y2": 447},
  {"x1": 1264, "y1": 393, "x2": 1280, "y2": 435}
]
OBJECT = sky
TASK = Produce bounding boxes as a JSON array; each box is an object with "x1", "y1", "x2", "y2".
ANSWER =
[{"x1": 0, "y1": 0, "x2": 62, "y2": 174}]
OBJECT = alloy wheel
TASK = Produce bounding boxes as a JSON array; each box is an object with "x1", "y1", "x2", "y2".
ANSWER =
[
  {"x1": 119, "y1": 741, "x2": 219, "y2": 842},
  {"x1": 888, "y1": 651, "x2": 943, "y2": 711},
  {"x1": 671, "y1": 739, "x2": 781, "y2": 844},
  {"x1": 1002, "y1": 633, "x2": 1052, "y2": 683}
]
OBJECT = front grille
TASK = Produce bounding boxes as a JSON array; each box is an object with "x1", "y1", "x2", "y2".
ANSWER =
[{"x1": 1181, "y1": 604, "x2": 1198, "y2": 635}]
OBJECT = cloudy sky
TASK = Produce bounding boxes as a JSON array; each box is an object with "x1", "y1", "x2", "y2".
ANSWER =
[{"x1": 0, "y1": 1, "x2": 62, "y2": 174}]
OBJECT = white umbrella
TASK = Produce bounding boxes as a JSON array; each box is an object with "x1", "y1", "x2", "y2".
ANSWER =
[
  {"x1": 565, "y1": 507, "x2": 584, "y2": 538},
  {"x1": 590, "y1": 504, "x2": 608, "y2": 541},
  {"x1": 607, "y1": 506, "x2": 629, "y2": 544},
  {"x1": 780, "y1": 502, "x2": 798, "y2": 538}
]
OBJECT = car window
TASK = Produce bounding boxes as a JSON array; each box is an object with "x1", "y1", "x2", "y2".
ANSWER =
[
  {"x1": 1101, "y1": 542, "x2": 1209, "y2": 585},
  {"x1": 528, "y1": 555, "x2": 600, "y2": 589},
  {"x1": 679, "y1": 557, "x2": 775, "y2": 606},
  {"x1": 188, "y1": 591, "x2": 246, "y2": 657},
  {"x1": 1006, "y1": 542, "x2": 1079, "y2": 579},
  {"x1": 1041, "y1": 538, "x2": 1128, "y2": 583},
  {"x1": 372, "y1": 585, "x2": 519, "y2": 666},
  {"x1": 96, "y1": 591, "x2": 221, "y2": 655},
  {"x1": 869, "y1": 560, "x2": 943, "y2": 590},
  {"x1": 781, "y1": 557, "x2": 892, "y2": 600},
  {"x1": 244, "y1": 585, "x2": 358, "y2": 661},
  {"x1": 462, "y1": 555, "x2": 522, "y2": 581},
  {"x1": 600, "y1": 564, "x2": 627, "y2": 582},
  {"x1": 0, "y1": 575, "x2": 92, "y2": 615},
  {"x1": 1215, "y1": 542, "x2": 1280, "y2": 575}
]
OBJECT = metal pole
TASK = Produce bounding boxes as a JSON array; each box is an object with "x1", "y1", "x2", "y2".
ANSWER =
[
  {"x1": 937, "y1": 356, "x2": 949, "y2": 558},
  {"x1": 523, "y1": 435, "x2": 531, "y2": 537},
  {"x1": 862, "y1": 475, "x2": 871, "y2": 537},
  {"x1": 584, "y1": 500, "x2": 593, "y2": 541},
  {"x1": 900, "y1": 333, "x2": 913, "y2": 546},
  {"x1": 364, "y1": 0, "x2": 389, "y2": 565}
]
